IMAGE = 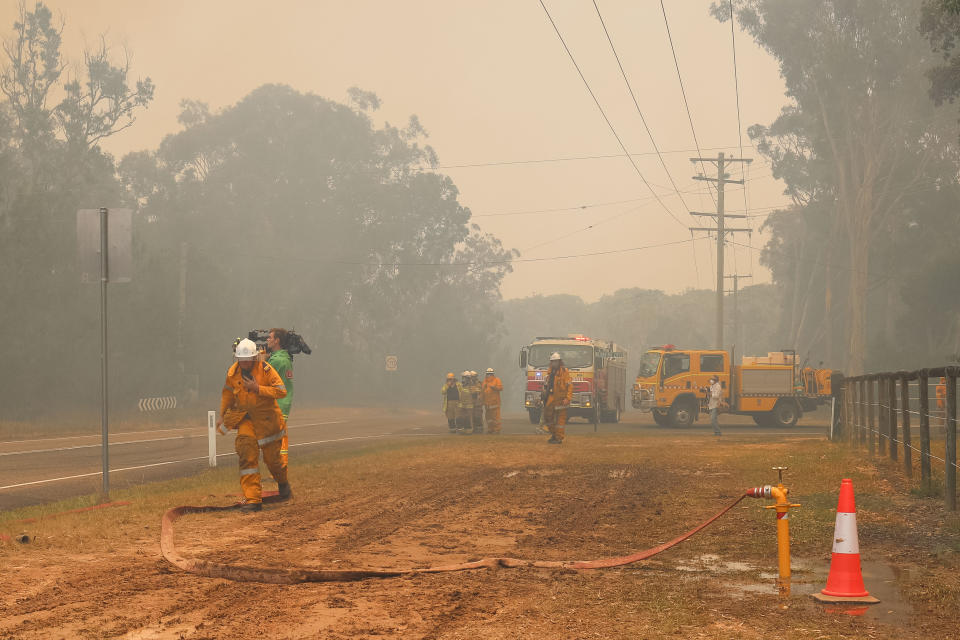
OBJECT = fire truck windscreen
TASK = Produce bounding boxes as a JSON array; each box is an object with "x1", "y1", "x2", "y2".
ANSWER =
[
  {"x1": 527, "y1": 345, "x2": 594, "y2": 369},
  {"x1": 637, "y1": 351, "x2": 661, "y2": 378}
]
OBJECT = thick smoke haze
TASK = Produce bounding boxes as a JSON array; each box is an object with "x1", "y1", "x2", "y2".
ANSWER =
[{"x1": 1, "y1": 0, "x2": 959, "y2": 425}]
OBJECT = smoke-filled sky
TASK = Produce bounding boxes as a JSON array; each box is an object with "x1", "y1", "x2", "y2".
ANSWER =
[{"x1": 2, "y1": 0, "x2": 791, "y2": 301}]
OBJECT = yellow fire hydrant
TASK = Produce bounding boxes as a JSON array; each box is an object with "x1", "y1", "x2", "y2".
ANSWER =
[{"x1": 746, "y1": 466, "x2": 801, "y2": 580}]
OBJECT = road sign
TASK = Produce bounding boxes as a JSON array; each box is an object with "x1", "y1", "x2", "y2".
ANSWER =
[
  {"x1": 385, "y1": 355, "x2": 398, "y2": 371},
  {"x1": 77, "y1": 208, "x2": 132, "y2": 283}
]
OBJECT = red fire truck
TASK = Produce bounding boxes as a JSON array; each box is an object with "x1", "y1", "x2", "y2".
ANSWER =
[{"x1": 519, "y1": 335, "x2": 627, "y2": 428}]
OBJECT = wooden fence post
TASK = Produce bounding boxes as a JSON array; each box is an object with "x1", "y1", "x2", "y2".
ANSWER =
[
  {"x1": 879, "y1": 376, "x2": 888, "y2": 457},
  {"x1": 901, "y1": 375, "x2": 912, "y2": 479},
  {"x1": 889, "y1": 377, "x2": 898, "y2": 463},
  {"x1": 868, "y1": 378, "x2": 876, "y2": 457},
  {"x1": 919, "y1": 372, "x2": 931, "y2": 489},
  {"x1": 946, "y1": 371, "x2": 957, "y2": 511}
]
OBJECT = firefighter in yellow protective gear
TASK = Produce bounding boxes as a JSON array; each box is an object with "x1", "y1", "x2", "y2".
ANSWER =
[
  {"x1": 457, "y1": 371, "x2": 475, "y2": 433},
  {"x1": 217, "y1": 338, "x2": 291, "y2": 512},
  {"x1": 482, "y1": 367, "x2": 503, "y2": 434},
  {"x1": 469, "y1": 371, "x2": 484, "y2": 434},
  {"x1": 441, "y1": 372, "x2": 463, "y2": 433},
  {"x1": 542, "y1": 352, "x2": 573, "y2": 444}
]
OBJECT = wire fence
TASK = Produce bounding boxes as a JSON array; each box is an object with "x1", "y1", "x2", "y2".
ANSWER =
[{"x1": 836, "y1": 367, "x2": 959, "y2": 511}]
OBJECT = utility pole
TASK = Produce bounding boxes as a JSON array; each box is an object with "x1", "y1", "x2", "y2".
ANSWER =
[
  {"x1": 690, "y1": 152, "x2": 752, "y2": 349},
  {"x1": 725, "y1": 273, "x2": 752, "y2": 353}
]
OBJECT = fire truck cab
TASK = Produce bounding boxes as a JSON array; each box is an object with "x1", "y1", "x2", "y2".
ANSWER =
[{"x1": 519, "y1": 335, "x2": 627, "y2": 427}]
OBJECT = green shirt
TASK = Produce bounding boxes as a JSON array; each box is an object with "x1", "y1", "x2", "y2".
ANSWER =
[{"x1": 267, "y1": 349, "x2": 293, "y2": 417}]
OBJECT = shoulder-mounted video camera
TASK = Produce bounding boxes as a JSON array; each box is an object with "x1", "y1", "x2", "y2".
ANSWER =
[{"x1": 242, "y1": 329, "x2": 312, "y2": 356}]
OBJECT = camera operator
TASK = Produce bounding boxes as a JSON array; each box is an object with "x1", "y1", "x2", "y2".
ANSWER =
[{"x1": 266, "y1": 328, "x2": 295, "y2": 466}]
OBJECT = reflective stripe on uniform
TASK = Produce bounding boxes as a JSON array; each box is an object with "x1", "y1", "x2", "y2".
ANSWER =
[
  {"x1": 239, "y1": 467, "x2": 259, "y2": 477},
  {"x1": 258, "y1": 430, "x2": 285, "y2": 446},
  {"x1": 486, "y1": 404, "x2": 500, "y2": 409}
]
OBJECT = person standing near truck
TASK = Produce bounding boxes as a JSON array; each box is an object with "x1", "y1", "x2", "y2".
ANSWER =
[
  {"x1": 708, "y1": 375, "x2": 723, "y2": 436},
  {"x1": 542, "y1": 353, "x2": 573, "y2": 444},
  {"x1": 482, "y1": 368, "x2": 503, "y2": 434}
]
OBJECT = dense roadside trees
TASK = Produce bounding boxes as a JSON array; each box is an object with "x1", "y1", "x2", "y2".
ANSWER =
[
  {"x1": 716, "y1": 0, "x2": 960, "y2": 373},
  {"x1": 121, "y1": 84, "x2": 516, "y2": 403},
  {"x1": 0, "y1": 2, "x2": 516, "y2": 418},
  {"x1": 0, "y1": 2, "x2": 154, "y2": 417}
]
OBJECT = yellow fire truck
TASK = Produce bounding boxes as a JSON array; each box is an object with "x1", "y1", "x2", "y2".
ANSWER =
[
  {"x1": 519, "y1": 335, "x2": 627, "y2": 427},
  {"x1": 630, "y1": 345, "x2": 838, "y2": 427}
]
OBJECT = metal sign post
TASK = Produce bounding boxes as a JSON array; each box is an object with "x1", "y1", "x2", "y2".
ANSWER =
[
  {"x1": 78, "y1": 208, "x2": 132, "y2": 497},
  {"x1": 385, "y1": 356, "x2": 398, "y2": 410},
  {"x1": 99, "y1": 207, "x2": 109, "y2": 495}
]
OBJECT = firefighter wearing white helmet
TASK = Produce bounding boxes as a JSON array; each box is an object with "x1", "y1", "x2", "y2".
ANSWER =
[
  {"x1": 482, "y1": 367, "x2": 503, "y2": 434},
  {"x1": 217, "y1": 337, "x2": 292, "y2": 512},
  {"x1": 542, "y1": 352, "x2": 573, "y2": 444},
  {"x1": 467, "y1": 371, "x2": 484, "y2": 434},
  {"x1": 457, "y1": 370, "x2": 475, "y2": 433}
]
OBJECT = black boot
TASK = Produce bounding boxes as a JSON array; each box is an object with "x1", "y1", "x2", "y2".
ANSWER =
[{"x1": 278, "y1": 482, "x2": 292, "y2": 500}]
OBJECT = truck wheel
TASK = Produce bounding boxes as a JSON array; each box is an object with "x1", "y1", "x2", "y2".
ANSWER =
[
  {"x1": 771, "y1": 400, "x2": 801, "y2": 427},
  {"x1": 668, "y1": 400, "x2": 697, "y2": 427},
  {"x1": 528, "y1": 409, "x2": 541, "y2": 424},
  {"x1": 652, "y1": 410, "x2": 670, "y2": 426}
]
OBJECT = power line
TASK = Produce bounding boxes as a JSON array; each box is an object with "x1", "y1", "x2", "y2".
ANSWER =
[
  {"x1": 470, "y1": 171, "x2": 778, "y2": 218},
  {"x1": 660, "y1": 0, "x2": 717, "y2": 207},
  {"x1": 425, "y1": 145, "x2": 746, "y2": 170},
  {"x1": 592, "y1": 0, "x2": 691, "y2": 216},
  {"x1": 280, "y1": 237, "x2": 698, "y2": 268},
  {"x1": 538, "y1": 0, "x2": 686, "y2": 228}
]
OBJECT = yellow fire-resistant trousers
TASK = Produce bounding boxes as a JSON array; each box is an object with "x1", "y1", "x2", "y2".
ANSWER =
[
  {"x1": 543, "y1": 403, "x2": 567, "y2": 442},
  {"x1": 485, "y1": 405, "x2": 501, "y2": 433},
  {"x1": 457, "y1": 405, "x2": 474, "y2": 431},
  {"x1": 445, "y1": 402, "x2": 458, "y2": 429},
  {"x1": 472, "y1": 406, "x2": 484, "y2": 433},
  {"x1": 236, "y1": 434, "x2": 288, "y2": 503},
  {"x1": 279, "y1": 414, "x2": 289, "y2": 466}
]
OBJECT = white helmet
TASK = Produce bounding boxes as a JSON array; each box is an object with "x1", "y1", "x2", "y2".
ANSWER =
[
  {"x1": 486, "y1": 367, "x2": 494, "y2": 374},
  {"x1": 235, "y1": 338, "x2": 259, "y2": 361},
  {"x1": 461, "y1": 370, "x2": 470, "y2": 377},
  {"x1": 550, "y1": 352, "x2": 562, "y2": 361},
  {"x1": 470, "y1": 370, "x2": 478, "y2": 377}
]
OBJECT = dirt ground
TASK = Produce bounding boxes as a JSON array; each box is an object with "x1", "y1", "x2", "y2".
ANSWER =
[{"x1": 1, "y1": 432, "x2": 958, "y2": 639}]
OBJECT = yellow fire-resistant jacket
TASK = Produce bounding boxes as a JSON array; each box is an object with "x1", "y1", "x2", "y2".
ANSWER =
[
  {"x1": 220, "y1": 360, "x2": 288, "y2": 438},
  {"x1": 442, "y1": 381, "x2": 464, "y2": 412},
  {"x1": 544, "y1": 367, "x2": 573, "y2": 407},
  {"x1": 482, "y1": 376, "x2": 503, "y2": 407}
]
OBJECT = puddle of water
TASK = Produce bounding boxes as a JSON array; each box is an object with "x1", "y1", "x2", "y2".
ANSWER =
[
  {"x1": 721, "y1": 559, "x2": 912, "y2": 625},
  {"x1": 675, "y1": 554, "x2": 757, "y2": 574}
]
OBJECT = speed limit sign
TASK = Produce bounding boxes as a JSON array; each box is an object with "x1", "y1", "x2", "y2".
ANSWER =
[{"x1": 385, "y1": 355, "x2": 398, "y2": 371}]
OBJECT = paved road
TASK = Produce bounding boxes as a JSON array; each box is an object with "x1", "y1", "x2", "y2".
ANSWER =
[{"x1": 0, "y1": 408, "x2": 828, "y2": 512}]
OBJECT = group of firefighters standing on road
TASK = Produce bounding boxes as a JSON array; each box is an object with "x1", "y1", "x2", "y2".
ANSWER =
[
  {"x1": 442, "y1": 369, "x2": 503, "y2": 434},
  {"x1": 216, "y1": 329, "x2": 296, "y2": 513},
  {"x1": 442, "y1": 352, "x2": 574, "y2": 444}
]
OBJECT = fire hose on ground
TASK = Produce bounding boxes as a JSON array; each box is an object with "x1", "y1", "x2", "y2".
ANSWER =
[{"x1": 160, "y1": 493, "x2": 750, "y2": 584}]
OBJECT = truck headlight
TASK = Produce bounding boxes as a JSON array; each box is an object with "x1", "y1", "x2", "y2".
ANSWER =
[
  {"x1": 580, "y1": 392, "x2": 593, "y2": 406},
  {"x1": 525, "y1": 392, "x2": 536, "y2": 407}
]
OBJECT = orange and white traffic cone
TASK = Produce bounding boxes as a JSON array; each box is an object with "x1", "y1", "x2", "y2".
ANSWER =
[{"x1": 812, "y1": 478, "x2": 879, "y2": 604}]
